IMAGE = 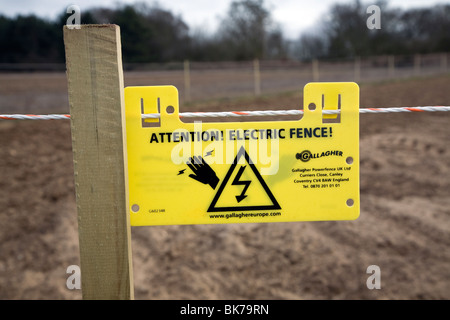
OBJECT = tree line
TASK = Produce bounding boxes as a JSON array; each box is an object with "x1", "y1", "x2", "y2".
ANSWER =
[{"x1": 0, "y1": 0, "x2": 449, "y2": 64}]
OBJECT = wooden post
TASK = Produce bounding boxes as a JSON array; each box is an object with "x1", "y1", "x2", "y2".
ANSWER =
[
  {"x1": 184, "y1": 59, "x2": 191, "y2": 102},
  {"x1": 414, "y1": 54, "x2": 421, "y2": 76},
  {"x1": 312, "y1": 59, "x2": 319, "y2": 82},
  {"x1": 253, "y1": 59, "x2": 261, "y2": 96},
  {"x1": 441, "y1": 53, "x2": 447, "y2": 73},
  {"x1": 354, "y1": 56, "x2": 361, "y2": 82},
  {"x1": 63, "y1": 24, "x2": 134, "y2": 300},
  {"x1": 388, "y1": 55, "x2": 395, "y2": 78}
]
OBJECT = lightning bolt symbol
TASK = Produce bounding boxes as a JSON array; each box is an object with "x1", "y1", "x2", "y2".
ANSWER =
[
  {"x1": 177, "y1": 169, "x2": 186, "y2": 175},
  {"x1": 205, "y1": 149, "x2": 214, "y2": 157},
  {"x1": 231, "y1": 165, "x2": 251, "y2": 203}
]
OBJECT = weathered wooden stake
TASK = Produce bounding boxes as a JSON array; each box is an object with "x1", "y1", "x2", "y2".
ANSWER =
[
  {"x1": 388, "y1": 55, "x2": 395, "y2": 78},
  {"x1": 414, "y1": 54, "x2": 421, "y2": 76},
  {"x1": 253, "y1": 59, "x2": 261, "y2": 96},
  {"x1": 312, "y1": 59, "x2": 319, "y2": 82},
  {"x1": 63, "y1": 24, "x2": 134, "y2": 300},
  {"x1": 354, "y1": 56, "x2": 361, "y2": 82},
  {"x1": 441, "y1": 53, "x2": 447, "y2": 72},
  {"x1": 184, "y1": 59, "x2": 191, "y2": 102}
]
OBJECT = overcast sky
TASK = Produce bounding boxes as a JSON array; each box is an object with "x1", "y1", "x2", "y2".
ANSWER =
[{"x1": 1, "y1": 0, "x2": 449, "y2": 39}]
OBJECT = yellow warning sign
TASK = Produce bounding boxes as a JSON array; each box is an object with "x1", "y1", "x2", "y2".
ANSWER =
[{"x1": 124, "y1": 83, "x2": 360, "y2": 226}]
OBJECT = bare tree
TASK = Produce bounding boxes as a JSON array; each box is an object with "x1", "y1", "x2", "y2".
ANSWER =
[{"x1": 217, "y1": 0, "x2": 272, "y2": 60}]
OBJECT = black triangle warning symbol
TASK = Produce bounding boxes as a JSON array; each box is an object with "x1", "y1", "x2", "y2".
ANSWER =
[{"x1": 207, "y1": 146, "x2": 281, "y2": 212}]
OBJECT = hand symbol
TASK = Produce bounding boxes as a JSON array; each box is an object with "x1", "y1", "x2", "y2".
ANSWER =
[{"x1": 186, "y1": 156, "x2": 219, "y2": 190}]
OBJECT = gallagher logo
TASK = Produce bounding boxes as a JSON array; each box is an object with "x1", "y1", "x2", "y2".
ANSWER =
[{"x1": 296, "y1": 150, "x2": 343, "y2": 162}]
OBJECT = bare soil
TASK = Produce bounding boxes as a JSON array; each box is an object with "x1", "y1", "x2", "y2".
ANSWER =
[{"x1": 0, "y1": 74, "x2": 449, "y2": 300}]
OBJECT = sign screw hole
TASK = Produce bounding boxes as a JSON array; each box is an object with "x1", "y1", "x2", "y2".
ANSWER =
[
  {"x1": 346, "y1": 156, "x2": 354, "y2": 165},
  {"x1": 308, "y1": 103, "x2": 316, "y2": 111},
  {"x1": 166, "y1": 105, "x2": 175, "y2": 114},
  {"x1": 346, "y1": 199, "x2": 354, "y2": 207},
  {"x1": 131, "y1": 204, "x2": 140, "y2": 213}
]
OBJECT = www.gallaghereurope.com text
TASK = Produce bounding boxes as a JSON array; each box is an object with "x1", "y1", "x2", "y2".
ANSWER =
[{"x1": 209, "y1": 211, "x2": 281, "y2": 219}]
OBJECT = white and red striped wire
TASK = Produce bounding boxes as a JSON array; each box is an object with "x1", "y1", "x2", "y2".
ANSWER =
[{"x1": 0, "y1": 106, "x2": 449, "y2": 120}]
